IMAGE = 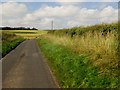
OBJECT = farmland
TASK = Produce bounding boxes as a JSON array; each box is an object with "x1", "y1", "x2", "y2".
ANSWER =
[
  {"x1": 0, "y1": 31, "x2": 25, "y2": 57},
  {"x1": 37, "y1": 22, "x2": 119, "y2": 88},
  {"x1": 1, "y1": 1, "x2": 119, "y2": 88},
  {"x1": 0, "y1": 30, "x2": 47, "y2": 58},
  {"x1": 2, "y1": 30, "x2": 47, "y2": 39},
  {"x1": 1, "y1": 22, "x2": 119, "y2": 88}
]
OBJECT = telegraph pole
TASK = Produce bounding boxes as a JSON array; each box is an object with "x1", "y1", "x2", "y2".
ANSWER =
[{"x1": 51, "y1": 20, "x2": 53, "y2": 30}]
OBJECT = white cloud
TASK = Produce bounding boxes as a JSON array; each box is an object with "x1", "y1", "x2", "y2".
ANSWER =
[
  {"x1": 1, "y1": 2, "x2": 118, "y2": 29},
  {"x1": 56, "y1": 0, "x2": 119, "y2": 2},
  {"x1": 2, "y1": 0, "x2": 119, "y2": 2},
  {"x1": 75, "y1": 8, "x2": 99, "y2": 22},
  {"x1": 24, "y1": 5, "x2": 80, "y2": 20},
  {"x1": 0, "y1": 4, "x2": 2, "y2": 26},
  {"x1": 100, "y1": 6, "x2": 118, "y2": 23},
  {"x1": 100, "y1": 0, "x2": 119, "y2": 2},
  {"x1": 1, "y1": 2, "x2": 27, "y2": 18},
  {"x1": 1, "y1": 2, "x2": 28, "y2": 27},
  {"x1": 67, "y1": 20, "x2": 80, "y2": 27}
]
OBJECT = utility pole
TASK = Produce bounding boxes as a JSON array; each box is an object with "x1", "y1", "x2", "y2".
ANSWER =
[{"x1": 51, "y1": 20, "x2": 53, "y2": 30}]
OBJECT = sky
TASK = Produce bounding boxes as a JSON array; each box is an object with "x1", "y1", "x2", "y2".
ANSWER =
[{"x1": 0, "y1": 0, "x2": 119, "y2": 30}]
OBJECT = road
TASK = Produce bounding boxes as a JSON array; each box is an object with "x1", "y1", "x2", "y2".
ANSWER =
[{"x1": 2, "y1": 40, "x2": 58, "y2": 88}]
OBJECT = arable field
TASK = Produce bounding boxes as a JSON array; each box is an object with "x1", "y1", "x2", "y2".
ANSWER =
[
  {"x1": 1, "y1": 30, "x2": 47, "y2": 58},
  {"x1": 2, "y1": 30, "x2": 47, "y2": 39},
  {"x1": 37, "y1": 22, "x2": 119, "y2": 88}
]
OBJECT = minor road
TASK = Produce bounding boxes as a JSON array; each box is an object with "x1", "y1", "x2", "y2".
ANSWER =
[{"x1": 2, "y1": 40, "x2": 58, "y2": 88}]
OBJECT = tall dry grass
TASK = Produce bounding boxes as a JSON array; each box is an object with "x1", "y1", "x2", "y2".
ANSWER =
[{"x1": 44, "y1": 30, "x2": 118, "y2": 76}]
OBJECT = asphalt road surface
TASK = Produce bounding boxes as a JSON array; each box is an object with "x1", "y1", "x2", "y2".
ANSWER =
[{"x1": 2, "y1": 40, "x2": 58, "y2": 88}]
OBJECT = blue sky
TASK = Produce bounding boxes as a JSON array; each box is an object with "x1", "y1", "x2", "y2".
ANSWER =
[
  {"x1": 24, "y1": 2, "x2": 118, "y2": 11},
  {"x1": 25, "y1": 2, "x2": 61, "y2": 12},
  {"x1": 1, "y1": 0, "x2": 120, "y2": 2},
  {"x1": 0, "y1": 1, "x2": 119, "y2": 29}
]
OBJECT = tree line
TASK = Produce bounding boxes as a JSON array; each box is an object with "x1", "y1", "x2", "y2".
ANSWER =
[{"x1": 0, "y1": 27, "x2": 38, "y2": 30}]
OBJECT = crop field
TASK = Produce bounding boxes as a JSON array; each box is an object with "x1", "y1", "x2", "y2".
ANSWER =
[
  {"x1": 2, "y1": 30, "x2": 48, "y2": 39},
  {"x1": 0, "y1": 30, "x2": 47, "y2": 58},
  {"x1": 37, "y1": 22, "x2": 119, "y2": 88}
]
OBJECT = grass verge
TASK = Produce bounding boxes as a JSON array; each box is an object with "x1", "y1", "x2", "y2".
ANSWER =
[
  {"x1": 37, "y1": 37, "x2": 118, "y2": 88},
  {"x1": 1, "y1": 38, "x2": 25, "y2": 57},
  {"x1": 0, "y1": 32, "x2": 25, "y2": 58}
]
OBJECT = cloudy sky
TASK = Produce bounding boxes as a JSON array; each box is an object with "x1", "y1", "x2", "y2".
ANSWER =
[{"x1": 0, "y1": 0, "x2": 119, "y2": 30}]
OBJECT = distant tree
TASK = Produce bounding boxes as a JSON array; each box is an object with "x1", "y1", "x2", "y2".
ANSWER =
[
  {"x1": 1, "y1": 26, "x2": 38, "y2": 30},
  {"x1": 32, "y1": 27, "x2": 37, "y2": 30},
  {"x1": 27, "y1": 27, "x2": 30, "y2": 30}
]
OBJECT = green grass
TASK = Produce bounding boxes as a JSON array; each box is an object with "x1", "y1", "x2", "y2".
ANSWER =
[
  {"x1": 2, "y1": 38, "x2": 25, "y2": 57},
  {"x1": 0, "y1": 30, "x2": 47, "y2": 57},
  {"x1": 41, "y1": 22, "x2": 118, "y2": 88},
  {"x1": 1, "y1": 31, "x2": 25, "y2": 57},
  {"x1": 37, "y1": 38, "x2": 118, "y2": 88}
]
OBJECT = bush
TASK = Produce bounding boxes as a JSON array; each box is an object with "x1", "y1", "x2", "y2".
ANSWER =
[
  {"x1": 47, "y1": 22, "x2": 118, "y2": 37},
  {"x1": 2, "y1": 38, "x2": 24, "y2": 57}
]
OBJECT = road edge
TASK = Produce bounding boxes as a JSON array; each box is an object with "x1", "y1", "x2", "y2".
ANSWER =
[{"x1": 35, "y1": 39, "x2": 60, "y2": 88}]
